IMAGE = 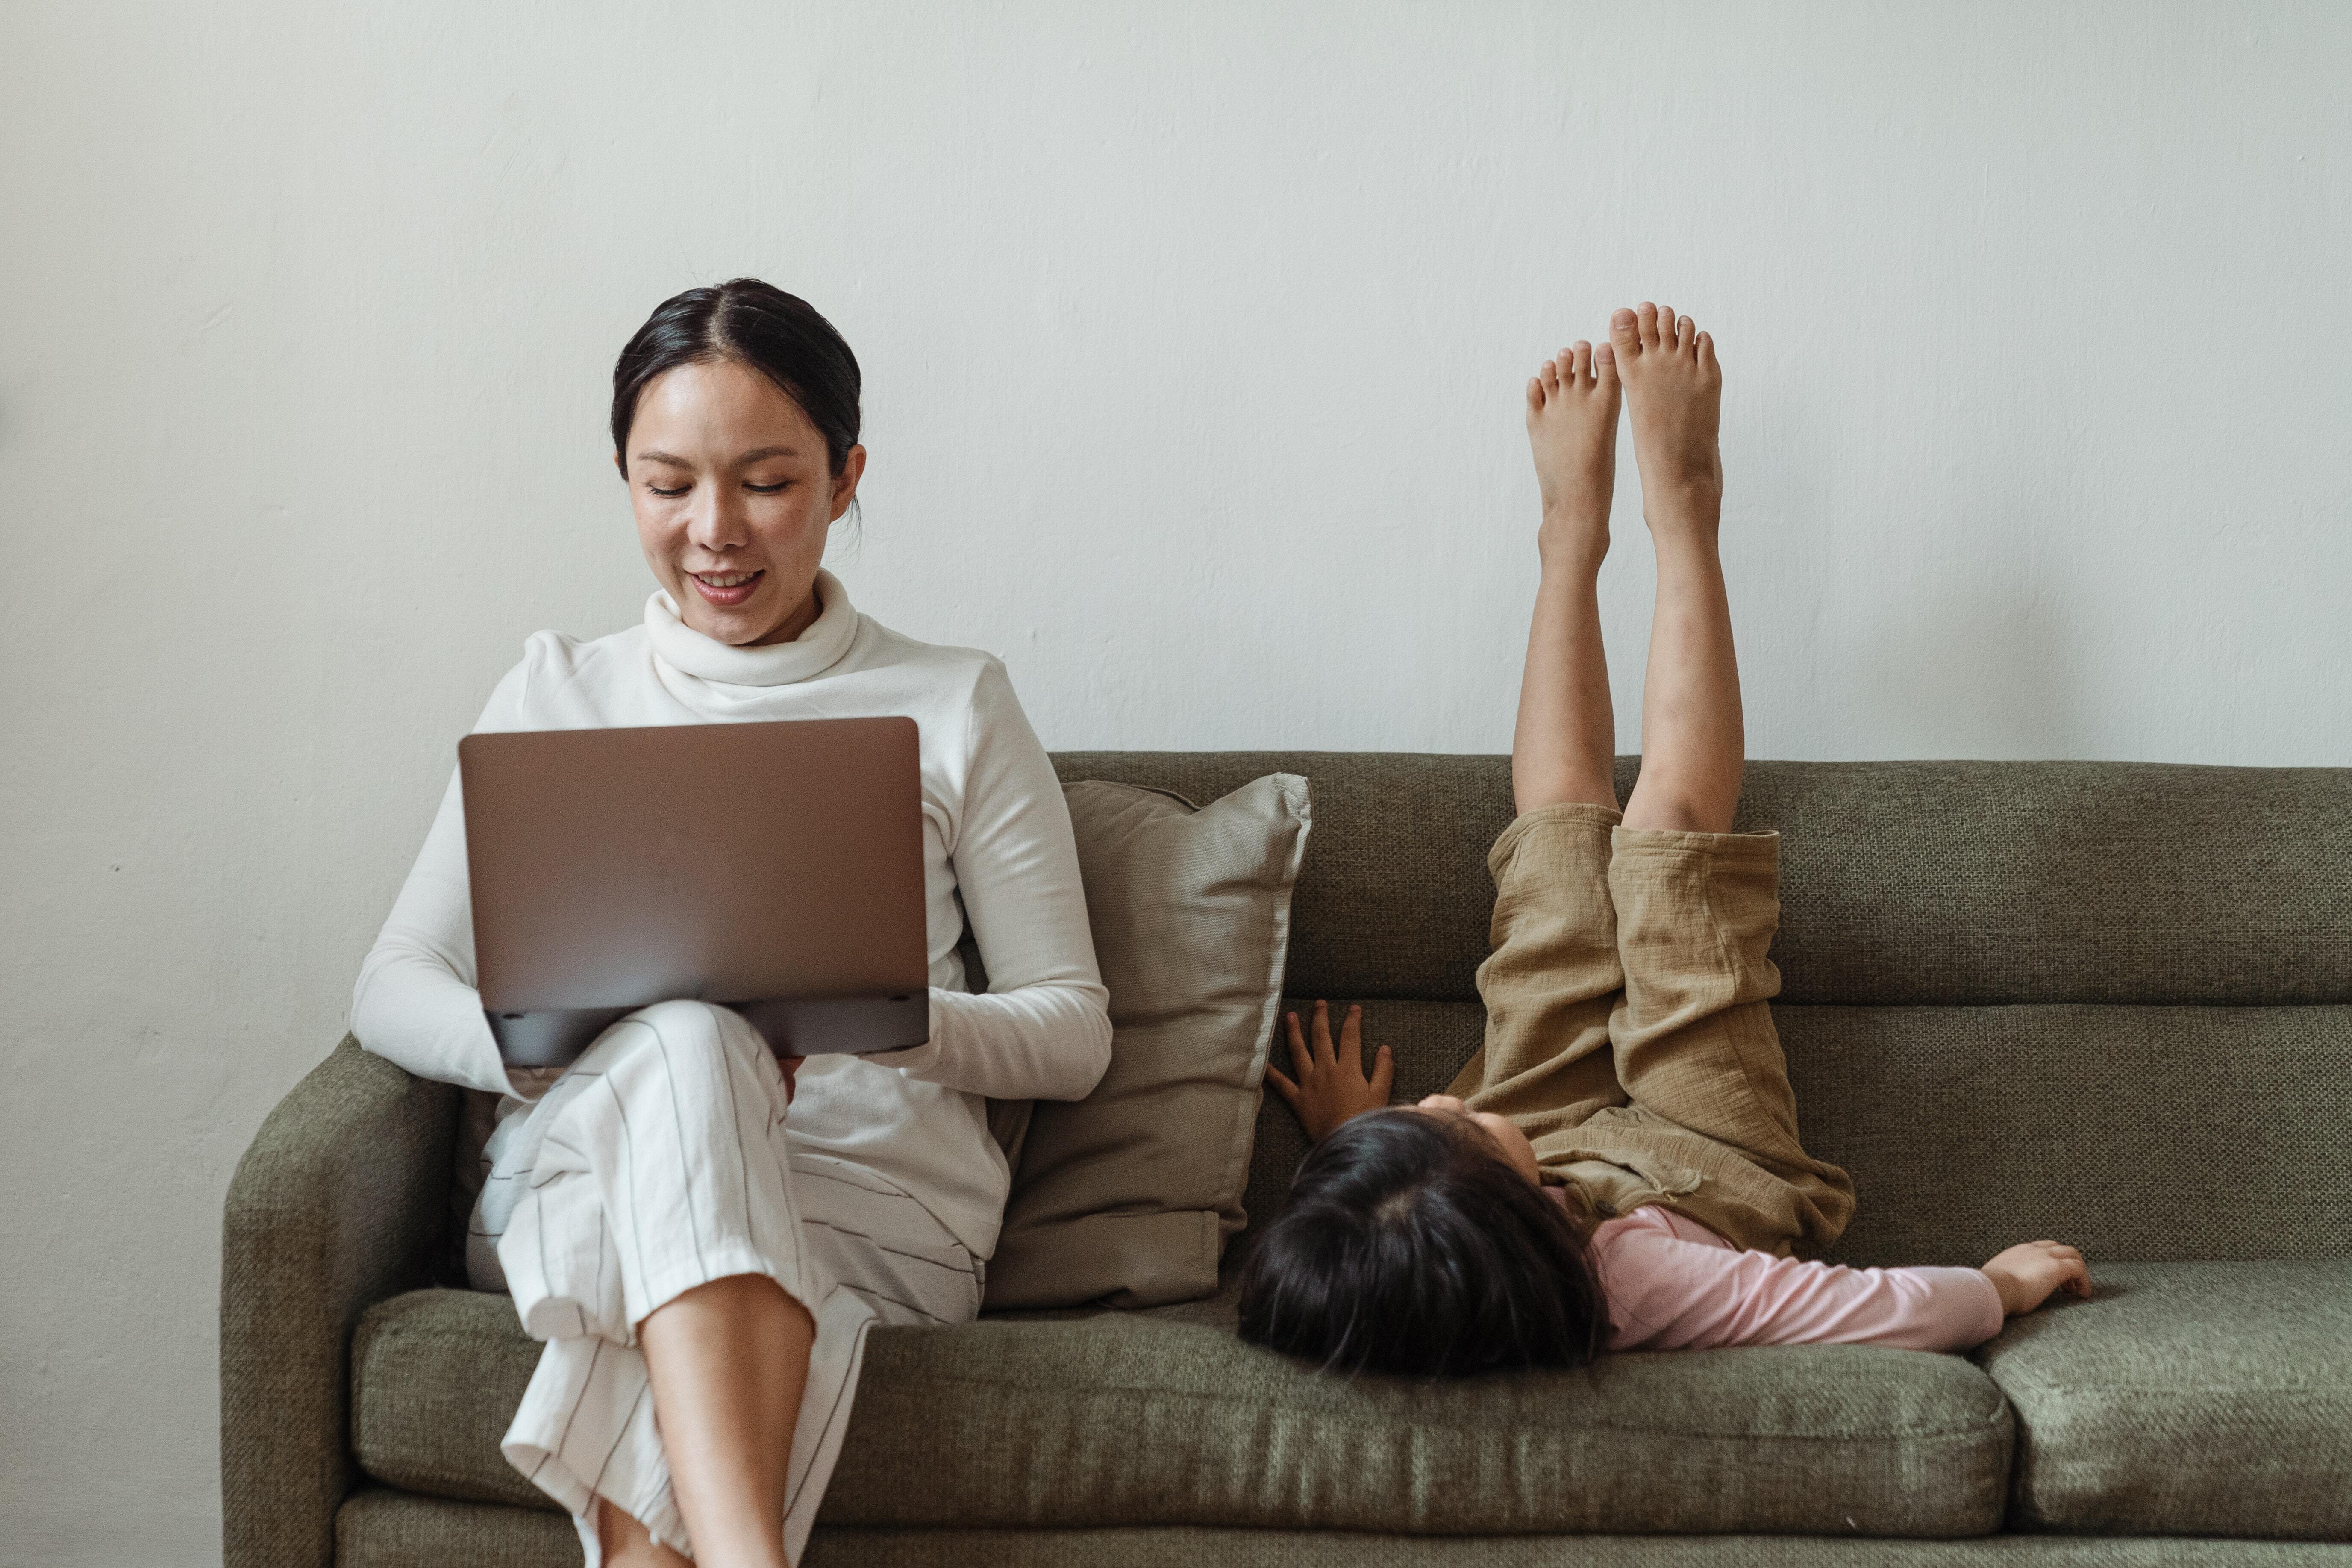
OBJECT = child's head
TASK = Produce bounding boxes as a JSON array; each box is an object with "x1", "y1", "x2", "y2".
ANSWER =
[{"x1": 1236, "y1": 1105, "x2": 1609, "y2": 1376}]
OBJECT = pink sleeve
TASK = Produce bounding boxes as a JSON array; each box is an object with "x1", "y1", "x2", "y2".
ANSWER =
[{"x1": 1592, "y1": 1209, "x2": 2006, "y2": 1353}]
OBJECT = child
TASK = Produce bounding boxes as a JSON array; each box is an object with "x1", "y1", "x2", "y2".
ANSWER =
[{"x1": 1242, "y1": 305, "x2": 2090, "y2": 1376}]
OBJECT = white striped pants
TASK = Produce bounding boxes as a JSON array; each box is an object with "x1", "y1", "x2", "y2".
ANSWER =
[{"x1": 468, "y1": 1000, "x2": 982, "y2": 1565}]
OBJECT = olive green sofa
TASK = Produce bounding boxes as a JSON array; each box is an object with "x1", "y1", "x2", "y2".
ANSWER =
[{"x1": 222, "y1": 754, "x2": 2352, "y2": 1567}]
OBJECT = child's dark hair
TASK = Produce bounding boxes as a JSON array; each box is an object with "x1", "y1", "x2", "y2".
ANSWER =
[{"x1": 1237, "y1": 1109, "x2": 1610, "y2": 1376}]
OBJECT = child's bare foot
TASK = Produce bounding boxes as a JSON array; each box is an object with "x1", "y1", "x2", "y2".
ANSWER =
[
  {"x1": 1524, "y1": 341, "x2": 1620, "y2": 566},
  {"x1": 1608, "y1": 303, "x2": 1723, "y2": 532}
]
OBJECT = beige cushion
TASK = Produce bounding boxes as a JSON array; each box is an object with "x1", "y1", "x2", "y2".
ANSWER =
[{"x1": 984, "y1": 775, "x2": 1311, "y2": 1309}]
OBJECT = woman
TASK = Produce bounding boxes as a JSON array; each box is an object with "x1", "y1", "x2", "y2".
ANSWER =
[{"x1": 352, "y1": 279, "x2": 1112, "y2": 1568}]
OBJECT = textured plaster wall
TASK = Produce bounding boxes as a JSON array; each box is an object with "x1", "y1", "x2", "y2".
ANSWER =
[{"x1": 1, "y1": 2, "x2": 2346, "y2": 1561}]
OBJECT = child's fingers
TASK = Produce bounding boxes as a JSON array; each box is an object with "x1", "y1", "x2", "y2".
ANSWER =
[
  {"x1": 1311, "y1": 1000, "x2": 1338, "y2": 1065},
  {"x1": 1284, "y1": 1012, "x2": 1314, "y2": 1080},
  {"x1": 1370, "y1": 1042, "x2": 1395, "y2": 1100},
  {"x1": 1265, "y1": 1065, "x2": 1300, "y2": 1107},
  {"x1": 1338, "y1": 1005, "x2": 1369, "y2": 1083}
]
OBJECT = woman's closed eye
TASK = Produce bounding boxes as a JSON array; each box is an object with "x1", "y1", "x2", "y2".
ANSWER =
[{"x1": 644, "y1": 479, "x2": 792, "y2": 498}]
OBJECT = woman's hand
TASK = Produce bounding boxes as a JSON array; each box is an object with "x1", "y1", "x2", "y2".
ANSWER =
[
  {"x1": 1980, "y1": 1240, "x2": 2092, "y2": 1316},
  {"x1": 1265, "y1": 1001, "x2": 1393, "y2": 1144}
]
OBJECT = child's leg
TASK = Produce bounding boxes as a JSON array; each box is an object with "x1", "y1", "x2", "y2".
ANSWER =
[
  {"x1": 1616, "y1": 302, "x2": 1738, "y2": 835},
  {"x1": 1600, "y1": 306, "x2": 1854, "y2": 1253},
  {"x1": 1452, "y1": 345, "x2": 1629, "y2": 1133},
  {"x1": 1511, "y1": 344, "x2": 1620, "y2": 818}
]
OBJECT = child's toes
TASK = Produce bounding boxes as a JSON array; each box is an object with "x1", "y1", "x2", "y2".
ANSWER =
[
  {"x1": 1539, "y1": 356, "x2": 1562, "y2": 393},
  {"x1": 1696, "y1": 330, "x2": 1718, "y2": 376},
  {"x1": 1611, "y1": 307, "x2": 1642, "y2": 361},
  {"x1": 1568, "y1": 341, "x2": 1592, "y2": 386},
  {"x1": 1526, "y1": 375, "x2": 1545, "y2": 412},
  {"x1": 1593, "y1": 338, "x2": 1619, "y2": 383},
  {"x1": 1634, "y1": 301, "x2": 1661, "y2": 348}
]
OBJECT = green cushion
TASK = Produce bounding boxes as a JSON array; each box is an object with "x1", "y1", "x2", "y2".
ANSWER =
[
  {"x1": 1780, "y1": 1006, "x2": 2352, "y2": 1267},
  {"x1": 352, "y1": 1285, "x2": 2012, "y2": 1536},
  {"x1": 1976, "y1": 1262, "x2": 2352, "y2": 1540},
  {"x1": 1051, "y1": 755, "x2": 2352, "y2": 1009}
]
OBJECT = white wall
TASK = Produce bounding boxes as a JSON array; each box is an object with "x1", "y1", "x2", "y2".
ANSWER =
[{"x1": 2, "y1": 2, "x2": 2346, "y2": 1560}]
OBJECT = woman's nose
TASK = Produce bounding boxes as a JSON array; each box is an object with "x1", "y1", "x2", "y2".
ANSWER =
[{"x1": 687, "y1": 487, "x2": 750, "y2": 551}]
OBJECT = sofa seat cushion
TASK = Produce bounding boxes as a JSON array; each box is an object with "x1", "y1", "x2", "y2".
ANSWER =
[
  {"x1": 354, "y1": 1284, "x2": 2011, "y2": 1536},
  {"x1": 1975, "y1": 1261, "x2": 2352, "y2": 1539}
]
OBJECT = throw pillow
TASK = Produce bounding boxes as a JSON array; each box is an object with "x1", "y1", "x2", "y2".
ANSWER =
[{"x1": 984, "y1": 774, "x2": 1312, "y2": 1309}]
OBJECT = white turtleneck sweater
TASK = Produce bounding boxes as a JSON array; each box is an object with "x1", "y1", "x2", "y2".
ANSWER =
[{"x1": 351, "y1": 571, "x2": 1112, "y2": 1256}]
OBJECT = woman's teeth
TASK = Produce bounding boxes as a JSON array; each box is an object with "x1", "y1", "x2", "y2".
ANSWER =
[{"x1": 695, "y1": 571, "x2": 760, "y2": 587}]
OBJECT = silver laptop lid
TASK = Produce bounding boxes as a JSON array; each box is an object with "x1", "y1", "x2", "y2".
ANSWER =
[{"x1": 459, "y1": 715, "x2": 929, "y2": 1065}]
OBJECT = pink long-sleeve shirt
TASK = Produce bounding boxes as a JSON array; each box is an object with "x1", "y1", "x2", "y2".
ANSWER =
[{"x1": 1581, "y1": 1203, "x2": 2006, "y2": 1352}]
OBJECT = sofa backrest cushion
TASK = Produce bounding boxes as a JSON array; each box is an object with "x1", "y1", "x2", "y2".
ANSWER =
[
  {"x1": 1055, "y1": 754, "x2": 2352, "y2": 1007},
  {"x1": 1053, "y1": 754, "x2": 2352, "y2": 1267}
]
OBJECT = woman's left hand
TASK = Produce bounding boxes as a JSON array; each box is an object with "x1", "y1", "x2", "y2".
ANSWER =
[{"x1": 1265, "y1": 1000, "x2": 1392, "y2": 1144}]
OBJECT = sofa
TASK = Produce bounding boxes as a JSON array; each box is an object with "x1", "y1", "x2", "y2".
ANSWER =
[{"x1": 221, "y1": 753, "x2": 2352, "y2": 1567}]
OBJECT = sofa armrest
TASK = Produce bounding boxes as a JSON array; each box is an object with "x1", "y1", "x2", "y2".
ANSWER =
[{"x1": 222, "y1": 1036, "x2": 459, "y2": 1568}]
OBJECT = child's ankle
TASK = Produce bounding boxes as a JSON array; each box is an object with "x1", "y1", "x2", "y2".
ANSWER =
[{"x1": 1538, "y1": 509, "x2": 1609, "y2": 571}]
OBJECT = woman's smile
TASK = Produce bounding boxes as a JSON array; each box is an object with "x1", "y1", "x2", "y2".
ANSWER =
[{"x1": 689, "y1": 568, "x2": 765, "y2": 606}]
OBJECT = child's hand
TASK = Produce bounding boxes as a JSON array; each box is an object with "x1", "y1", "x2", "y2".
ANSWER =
[
  {"x1": 1266, "y1": 1001, "x2": 1393, "y2": 1144},
  {"x1": 1980, "y1": 1240, "x2": 2092, "y2": 1316}
]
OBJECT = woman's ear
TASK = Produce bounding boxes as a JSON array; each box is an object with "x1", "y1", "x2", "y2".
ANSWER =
[
  {"x1": 613, "y1": 450, "x2": 629, "y2": 482},
  {"x1": 829, "y1": 444, "x2": 868, "y2": 521}
]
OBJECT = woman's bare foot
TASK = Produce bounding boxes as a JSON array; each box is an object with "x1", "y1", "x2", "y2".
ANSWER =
[
  {"x1": 1525, "y1": 341, "x2": 1620, "y2": 567},
  {"x1": 1608, "y1": 303, "x2": 1722, "y2": 533}
]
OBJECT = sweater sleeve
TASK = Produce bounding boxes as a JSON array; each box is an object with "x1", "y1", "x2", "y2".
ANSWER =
[
  {"x1": 1595, "y1": 1209, "x2": 2007, "y2": 1353},
  {"x1": 865, "y1": 657, "x2": 1113, "y2": 1101},
  {"x1": 348, "y1": 662, "x2": 529, "y2": 1097}
]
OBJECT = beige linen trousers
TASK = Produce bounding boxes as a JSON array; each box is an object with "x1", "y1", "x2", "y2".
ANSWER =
[{"x1": 1448, "y1": 801, "x2": 1856, "y2": 1257}]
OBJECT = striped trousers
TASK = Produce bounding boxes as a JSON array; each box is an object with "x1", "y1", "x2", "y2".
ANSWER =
[{"x1": 469, "y1": 1000, "x2": 982, "y2": 1565}]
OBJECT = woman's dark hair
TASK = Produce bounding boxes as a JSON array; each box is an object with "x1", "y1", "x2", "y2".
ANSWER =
[
  {"x1": 1237, "y1": 1109, "x2": 1610, "y2": 1377},
  {"x1": 610, "y1": 279, "x2": 862, "y2": 476}
]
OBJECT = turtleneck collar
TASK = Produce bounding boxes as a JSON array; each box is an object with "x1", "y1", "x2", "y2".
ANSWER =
[{"x1": 643, "y1": 568, "x2": 861, "y2": 688}]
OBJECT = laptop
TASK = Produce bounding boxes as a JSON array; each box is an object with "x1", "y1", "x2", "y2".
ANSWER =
[{"x1": 459, "y1": 715, "x2": 932, "y2": 1068}]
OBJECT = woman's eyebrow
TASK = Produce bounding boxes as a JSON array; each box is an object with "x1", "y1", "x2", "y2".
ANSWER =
[
  {"x1": 736, "y1": 445, "x2": 801, "y2": 462},
  {"x1": 634, "y1": 450, "x2": 692, "y2": 468}
]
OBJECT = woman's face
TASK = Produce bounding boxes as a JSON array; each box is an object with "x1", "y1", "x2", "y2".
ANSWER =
[{"x1": 621, "y1": 356, "x2": 866, "y2": 647}]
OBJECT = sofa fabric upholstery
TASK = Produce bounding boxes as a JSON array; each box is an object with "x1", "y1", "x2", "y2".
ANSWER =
[
  {"x1": 353, "y1": 1283, "x2": 2014, "y2": 1538},
  {"x1": 333, "y1": 1492, "x2": 2352, "y2": 1568},
  {"x1": 1779, "y1": 1006, "x2": 2351, "y2": 1267},
  {"x1": 1050, "y1": 754, "x2": 2352, "y2": 1008},
  {"x1": 1977, "y1": 1261, "x2": 2352, "y2": 1539},
  {"x1": 223, "y1": 756, "x2": 2352, "y2": 1567},
  {"x1": 223, "y1": 1038, "x2": 457, "y2": 1568}
]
